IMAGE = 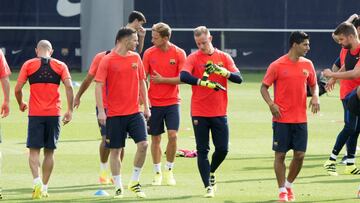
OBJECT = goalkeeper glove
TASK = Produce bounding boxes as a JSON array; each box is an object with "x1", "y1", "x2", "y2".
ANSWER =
[
  {"x1": 198, "y1": 79, "x2": 226, "y2": 91},
  {"x1": 205, "y1": 61, "x2": 216, "y2": 74},
  {"x1": 205, "y1": 61, "x2": 230, "y2": 78},
  {"x1": 213, "y1": 64, "x2": 230, "y2": 77}
]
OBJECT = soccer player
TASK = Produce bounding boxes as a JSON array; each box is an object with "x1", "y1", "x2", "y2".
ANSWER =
[
  {"x1": 126, "y1": 10, "x2": 147, "y2": 53},
  {"x1": 14, "y1": 40, "x2": 74, "y2": 199},
  {"x1": 322, "y1": 22, "x2": 360, "y2": 176},
  {"x1": 180, "y1": 26, "x2": 243, "y2": 198},
  {"x1": 74, "y1": 10, "x2": 147, "y2": 184},
  {"x1": 0, "y1": 49, "x2": 11, "y2": 199},
  {"x1": 142, "y1": 22, "x2": 186, "y2": 186},
  {"x1": 95, "y1": 27, "x2": 150, "y2": 199},
  {"x1": 260, "y1": 31, "x2": 320, "y2": 202},
  {"x1": 325, "y1": 15, "x2": 360, "y2": 166}
]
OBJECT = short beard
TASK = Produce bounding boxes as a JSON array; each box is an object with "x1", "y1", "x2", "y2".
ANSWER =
[{"x1": 343, "y1": 44, "x2": 352, "y2": 49}]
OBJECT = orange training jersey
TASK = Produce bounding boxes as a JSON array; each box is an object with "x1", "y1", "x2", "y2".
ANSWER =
[
  {"x1": 143, "y1": 43, "x2": 186, "y2": 106},
  {"x1": 88, "y1": 51, "x2": 108, "y2": 108},
  {"x1": 95, "y1": 51, "x2": 146, "y2": 117},
  {"x1": 17, "y1": 57, "x2": 71, "y2": 116},
  {"x1": 339, "y1": 46, "x2": 360, "y2": 99},
  {"x1": 262, "y1": 54, "x2": 316, "y2": 123},
  {"x1": 0, "y1": 50, "x2": 11, "y2": 78},
  {"x1": 182, "y1": 49, "x2": 238, "y2": 117}
]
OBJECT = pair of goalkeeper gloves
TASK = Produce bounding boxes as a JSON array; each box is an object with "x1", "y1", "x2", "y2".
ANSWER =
[{"x1": 198, "y1": 61, "x2": 230, "y2": 91}]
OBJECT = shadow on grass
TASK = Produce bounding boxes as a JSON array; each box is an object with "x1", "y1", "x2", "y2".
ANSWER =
[
  {"x1": 16, "y1": 139, "x2": 100, "y2": 144},
  {"x1": 237, "y1": 197, "x2": 356, "y2": 203},
  {"x1": 240, "y1": 163, "x2": 328, "y2": 171},
  {"x1": 227, "y1": 154, "x2": 329, "y2": 162},
  {"x1": 4, "y1": 184, "x2": 110, "y2": 195},
  {"x1": 298, "y1": 197, "x2": 358, "y2": 202},
  {"x1": 310, "y1": 178, "x2": 360, "y2": 184},
  {"x1": 218, "y1": 174, "x2": 326, "y2": 184},
  {"x1": 5, "y1": 195, "x2": 197, "y2": 202}
]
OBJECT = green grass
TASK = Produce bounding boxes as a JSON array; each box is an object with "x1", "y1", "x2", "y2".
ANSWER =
[{"x1": 0, "y1": 72, "x2": 358, "y2": 202}]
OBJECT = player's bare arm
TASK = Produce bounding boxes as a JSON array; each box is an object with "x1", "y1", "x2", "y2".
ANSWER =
[
  {"x1": 260, "y1": 83, "x2": 281, "y2": 119},
  {"x1": 0, "y1": 76, "x2": 10, "y2": 117},
  {"x1": 14, "y1": 81, "x2": 28, "y2": 112},
  {"x1": 74, "y1": 74, "x2": 94, "y2": 108},
  {"x1": 62, "y1": 78, "x2": 74, "y2": 125}
]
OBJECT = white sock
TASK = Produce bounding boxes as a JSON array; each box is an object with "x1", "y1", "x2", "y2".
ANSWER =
[
  {"x1": 279, "y1": 187, "x2": 287, "y2": 193},
  {"x1": 131, "y1": 167, "x2": 142, "y2": 182},
  {"x1": 330, "y1": 153, "x2": 337, "y2": 160},
  {"x1": 165, "y1": 162, "x2": 174, "y2": 170},
  {"x1": 153, "y1": 163, "x2": 162, "y2": 174},
  {"x1": 285, "y1": 180, "x2": 292, "y2": 188},
  {"x1": 42, "y1": 184, "x2": 48, "y2": 192},
  {"x1": 112, "y1": 175, "x2": 123, "y2": 188},
  {"x1": 33, "y1": 177, "x2": 42, "y2": 185},
  {"x1": 347, "y1": 158, "x2": 355, "y2": 164},
  {"x1": 100, "y1": 162, "x2": 108, "y2": 171}
]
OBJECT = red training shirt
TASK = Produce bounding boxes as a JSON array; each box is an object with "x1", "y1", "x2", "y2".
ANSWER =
[
  {"x1": 262, "y1": 54, "x2": 316, "y2": 123},
  {"x1": 182, "y1": 49, "x2": 238, "y2": 117},
  {"x1": 143, "y1": 43, "x2": 186, "y2": 106}
]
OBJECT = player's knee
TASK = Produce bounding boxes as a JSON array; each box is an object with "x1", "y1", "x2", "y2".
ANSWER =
[
  {"x1": 343, "y1": 126, "x2": 357, "y2": 135},
  {"x1": 216, "y1": 149, "x2": 228, "y2": 157},
  {"x1": 138, "y1": 141, "x2": 148, "y2": 151},
  {"x1": 275, "y1": 152, "x2": 286, "y2": 161},
  {"x1": 29, "y1": 155, "x2": 39, "y2": 163},
  {"x1": 168, "y1": 134, "x2": 177, "y2": 143},
  {"x1": 44, "y1": 151, "x2": 54, "y2": 159},
  {"x1": 293, "y1": 152, "x2": 305, "y2": 161},
  {"x1": 151, "y1": 136, "x2": 161, "y2": 145},
  {"x1": 196, "y1": 148, "x2": 210, "y2": 157}
]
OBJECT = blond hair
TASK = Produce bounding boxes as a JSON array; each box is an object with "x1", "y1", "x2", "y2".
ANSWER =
[
  {"x1": 194, "y1": 26, "x2": 210, "y2": 37},
  {"x1": 152, "y1": 22, "x2": 171, "y2": 38}
]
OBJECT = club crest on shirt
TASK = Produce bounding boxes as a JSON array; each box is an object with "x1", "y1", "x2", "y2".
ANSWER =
[
  {"x1": 217, "y1": 61, "x2": 224, "y2": 67},
  {"x1": 303, "y1": 69, "x2": 309, "y2": 77},
  {"x1": 132, "y1": 63, "x2": 138, "y2": 69},
  {"x1": 169, "y1": 59, "x2": 176, "y2": 65}
]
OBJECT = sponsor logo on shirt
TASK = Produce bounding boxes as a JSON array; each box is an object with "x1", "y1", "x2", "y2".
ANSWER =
[
  {"x1": 169, "y1": 59, "x2": 176, "y2": 65},
  {"x1": 132, "y1": 63, "x2": 138, "y2": 69},
  {"x1": 303, "y1": 69, "x2": 309, "y2": 77}
]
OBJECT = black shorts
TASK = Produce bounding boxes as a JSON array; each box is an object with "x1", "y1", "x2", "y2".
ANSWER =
[
  {"x1": 96, "y1": 107, "x2": 107, "y2": 136},
  {"x1": 272, "y1": 122, "x2": 308, "y2": 153},
  {"x1": 106, "y1": 113, "x2": 147, "y2": 148},
  {"x1": 27, "y1": 116, "x2": 60, "y2": 149},
  {"x1": 148, "y1": 104, "x2": 180, "y2": 135}
]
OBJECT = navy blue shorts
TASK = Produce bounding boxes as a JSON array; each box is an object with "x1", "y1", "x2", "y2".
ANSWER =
[
  {"x1": 27, "y1": 116, "x2": 60, "y2": 149},
  {"x1": 272, "y1": 122, "x2": 308, "y2": 153},
  {"x1": 148, "y1": 104, "x2": 180, "y2": 135},
  {"x1": 106, "y1": 112, "x2": 147, "y2": 148},
  {"x1": 96, "y1": 107, "x2": 107, "y2": 136},
  {"x1": 344, "y1": 88, "x2": 360, "y2": 116},
  {"x1": 192, "y1": 116, "x2": 229, "y2": 152}
]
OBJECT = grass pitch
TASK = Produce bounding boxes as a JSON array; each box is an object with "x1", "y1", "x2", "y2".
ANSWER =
[{"x1": 0, "y1": 72, "x2": 358, "y2": 202}]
